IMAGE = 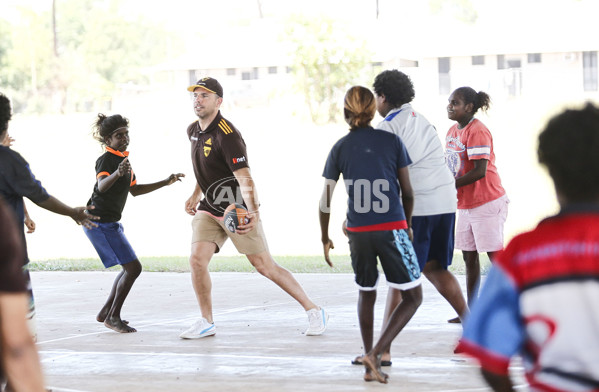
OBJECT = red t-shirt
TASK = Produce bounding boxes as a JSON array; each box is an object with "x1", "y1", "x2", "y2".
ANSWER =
[{"x1": 445, "y1": 119, "x2": 505, "y2": 209}]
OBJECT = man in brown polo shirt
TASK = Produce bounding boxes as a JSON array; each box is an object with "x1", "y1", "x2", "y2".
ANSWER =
[{"x1": 180, "y1": 77, "x2": 328, "y2": 339}]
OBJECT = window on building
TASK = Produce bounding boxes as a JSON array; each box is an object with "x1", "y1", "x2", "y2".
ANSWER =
[
  {"x1": 241, "y1": 68, "x2": 260, "y2": 81},
  {"x1": 268, "y1": 66, "x2": 277, "y2": 74},
  {"x1": 399, "y1": 59, "x2": 418, "y2": 67},
  {"x1": 472, "y1": 55, "x2": 485, "y2": 65},
  {"x1": 507, "y1": 59, "x2": 522, "y2": 69},
  {"x1": 583, "y1": 51, "x2": 598, "y2": 91},
  {"x1": 438, "y1": 57, "x2": 450, "y2": 95},
  {"x1": 504, "y1": 59, "x2": 522, "y2": 97},
  {"x1": 497, "y1": 54, "x2": 506, "y2": 70},
  {"x1": 527, "y1": 53, "x2": 541, "y2": 63},
  {"x1": 226, "y1": 68, "x2": 236, "y2": 76}
]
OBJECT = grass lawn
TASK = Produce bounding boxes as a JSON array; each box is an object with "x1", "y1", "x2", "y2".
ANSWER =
[{"x1": 29, "y1": 253, "x2": 492, "y2": 275}]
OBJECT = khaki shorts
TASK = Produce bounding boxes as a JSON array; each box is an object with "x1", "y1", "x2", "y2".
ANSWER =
[{"x1": 191, "y1": 211, "x2": 269, "y2": 255}]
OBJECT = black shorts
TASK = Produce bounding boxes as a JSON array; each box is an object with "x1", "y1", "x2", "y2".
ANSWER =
[{"x1": 347, "y1": 229, "x2": 422, "y2": 291}]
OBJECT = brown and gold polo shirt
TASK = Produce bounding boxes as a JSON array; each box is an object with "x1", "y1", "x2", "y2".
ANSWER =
[{"x1": 187, "y1": 111, "x2": 249, "y2": 216}]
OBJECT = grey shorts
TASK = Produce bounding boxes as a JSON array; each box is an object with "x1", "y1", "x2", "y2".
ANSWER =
[{"x1": 191, "y1": 211, "x2": 268, "y2": 255}]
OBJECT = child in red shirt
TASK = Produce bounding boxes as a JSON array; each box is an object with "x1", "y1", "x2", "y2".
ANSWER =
[{"x1": 445, "y1": 87, "x2": 508, "y2": 318}]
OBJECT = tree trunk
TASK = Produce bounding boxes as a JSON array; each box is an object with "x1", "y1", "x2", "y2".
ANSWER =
[
  {"x1": 256, "y1": 0, "x2": 263, "y2": 18},
  {"x1": 52, "y1": 0, "x2": 58, "y2": 57}
]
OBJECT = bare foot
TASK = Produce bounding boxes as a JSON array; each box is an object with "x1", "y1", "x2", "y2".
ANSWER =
[
  {"x1": 447, "y1": 316, "x2": 462, "y2": 324},
  {"x1": 104, "y1": 318, "x2": 137, "y2": 333},
  {"x1": 364, "y1": 369, "x2": 376, "y2": 382},
  {"x1": 361, "y1": 354, "x2": 389, "y2": 384},
  {"x1": 352, "y1": 354, "x2": 392, "y2": 366},
  {"x1": 97, "y1": 311, "x2": 128, "y2": 324}
]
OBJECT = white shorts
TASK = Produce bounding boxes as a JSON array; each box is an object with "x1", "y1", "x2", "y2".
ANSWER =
[{"x1": 455, "y1": 194, "x2": 509, "y2": 252}]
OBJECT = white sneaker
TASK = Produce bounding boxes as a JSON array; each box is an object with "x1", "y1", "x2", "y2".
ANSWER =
[
  {"x1": 179, "y1": 317, "x2": 216, "y2": 339},
  {"x1": 305, "y1": 307, "x2": 328, "y2": 336}
]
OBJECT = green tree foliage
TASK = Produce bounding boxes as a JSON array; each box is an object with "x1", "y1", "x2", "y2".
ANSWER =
[
  {"x1": 0, "y1": 7, "x2": 55, "y2": 112},
  {"x1": 285, "y1": 16, "x2": 373, "y2": 124},
  {"x1": 0, "y1": 0, "x2": 182, "y2": 114},
  {"x1": 0, "y1": 19, "x2": 11, "y2": 73}
]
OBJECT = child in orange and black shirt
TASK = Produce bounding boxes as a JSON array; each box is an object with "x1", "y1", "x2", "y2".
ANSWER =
[{"x1": 84, "y1": 113, "x2": 184, "y2": 333}]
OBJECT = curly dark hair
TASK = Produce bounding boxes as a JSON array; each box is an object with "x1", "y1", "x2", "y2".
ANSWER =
[
  {"x1": 0, "y1": 93, "x2": 12, "y2": 134},
  {"x1": 538, "y1": 102, "x2": 599, "y2": 202},
  {"x1": 372, "y1": 70, "x2": 415, "y2": 107},
  {"x1": 92, "y1": 113, "x2": 129, "y2": 144}
]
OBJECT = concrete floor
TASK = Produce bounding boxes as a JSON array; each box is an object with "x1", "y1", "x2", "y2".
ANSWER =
[{"x1": 31, "y1": 271, "x2": 526, "y2": 392}]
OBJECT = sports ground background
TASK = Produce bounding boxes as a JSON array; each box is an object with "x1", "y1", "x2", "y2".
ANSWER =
[
  {"x1": 12, "y1": 90, "x2": 564, "y2": 265},
  {"x1": 4, "y1": 0, "x2": 594, "y2": 266}
]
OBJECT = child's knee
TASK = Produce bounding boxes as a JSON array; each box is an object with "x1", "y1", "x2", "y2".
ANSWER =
[
  {"x1": 403, "y1": 286, "x2": 423, "y2": 308},
  {"x1": 124, "y1": 260, "x2": 142, "y2": 278}
]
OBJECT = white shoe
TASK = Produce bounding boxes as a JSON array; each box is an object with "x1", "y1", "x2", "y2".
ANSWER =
[
  {"x1": 179, "y1": 317, "x2": 216, "y2": 339},
  {"x1": 305, "y1": 307, "x2": 328, "y2": 336}
]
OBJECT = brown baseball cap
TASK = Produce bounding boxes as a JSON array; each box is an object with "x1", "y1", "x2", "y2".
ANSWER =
[{"x1": 187, "y1": 77, "x2": 223, "y2": 97}]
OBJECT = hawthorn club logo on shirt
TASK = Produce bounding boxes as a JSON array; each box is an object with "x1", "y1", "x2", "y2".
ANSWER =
[
  {"x1": 204, "y1": 138, "x2": 212, "y2": 157},
  {"x1": 232, "y1": 156, "x2": 246, "y2": 164}
]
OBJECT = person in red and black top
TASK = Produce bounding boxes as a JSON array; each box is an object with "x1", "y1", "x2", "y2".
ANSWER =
[
  {"x1": 180, "y1": 77, "x2": 328, "y2": 340},
  {"x1": 0, "y1": 195, "x2": 45, "y2": 392},
  {"x1": 84, "y1": 113, "x2": 184, "y2": 333},
  {"x1": 456, "y1": 103, "x2": 599, "y2": 392}
]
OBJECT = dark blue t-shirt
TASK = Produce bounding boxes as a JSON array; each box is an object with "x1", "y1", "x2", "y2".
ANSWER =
[
  {"x1": 322, "y1": 127, "x2": 412, "y2": 231},
  {"x1": 0, "y1": 145, "x2": 50, "y2": 264}
]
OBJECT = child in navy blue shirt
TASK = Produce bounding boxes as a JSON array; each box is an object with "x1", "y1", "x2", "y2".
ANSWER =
[
  {"x1": 319, "y1": 86, "x2": 422, "y2": 384},
  {"x1": 0, "y1": 92, "x2": 98, "y2": 344}
]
